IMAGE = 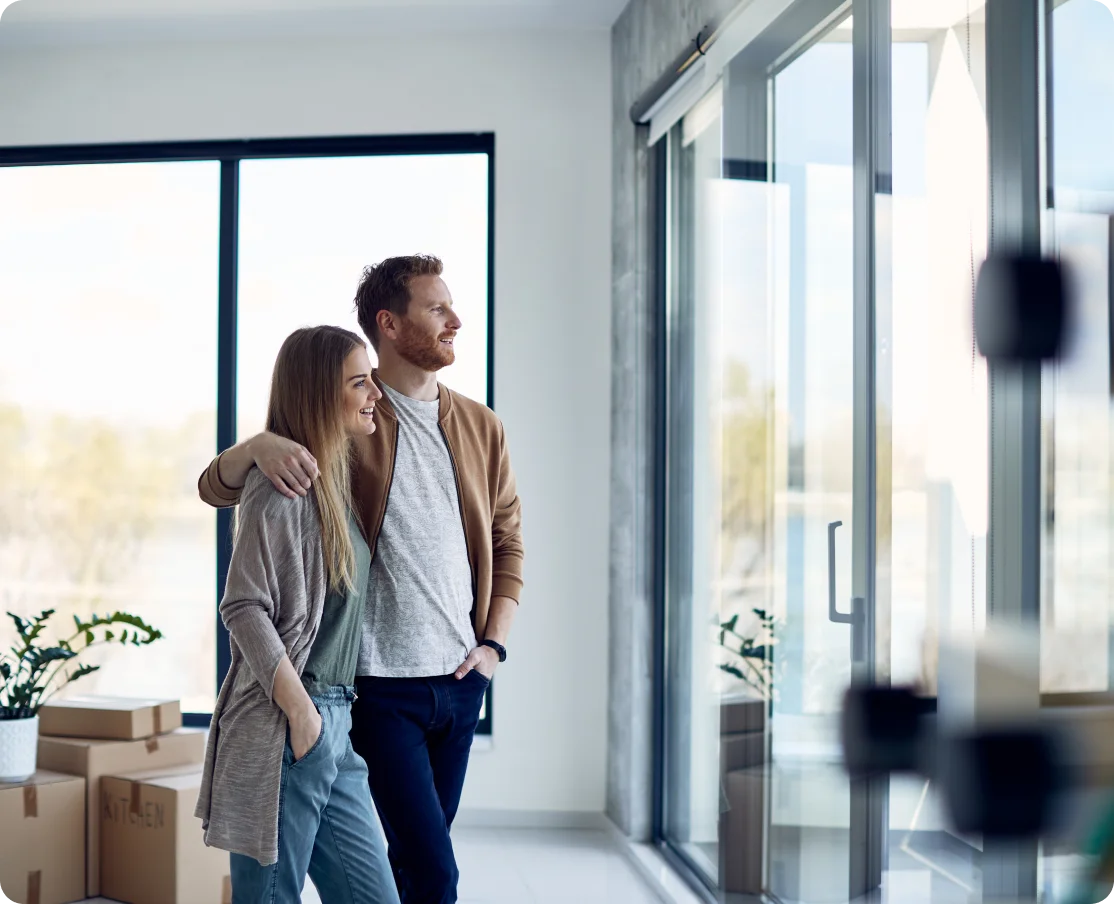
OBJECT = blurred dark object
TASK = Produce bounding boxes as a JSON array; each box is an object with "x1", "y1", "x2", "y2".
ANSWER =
[
  {"x1": 841, "y1": 685, "x2": 1066, "y2": 839},
  {"x1": 975, "y1": 253, "x2": 1067, "y2": 361},
  {"x1": 938, "y1": 729, "x2": 1063, "y2": 838},
  {"x1": 841, "y1": 686, "x2": 934, "y2": 777}
]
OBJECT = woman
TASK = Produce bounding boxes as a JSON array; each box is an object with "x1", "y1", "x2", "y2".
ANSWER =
[{"x1": 196, "y1": 325, "x2": 398, "y2": 904}]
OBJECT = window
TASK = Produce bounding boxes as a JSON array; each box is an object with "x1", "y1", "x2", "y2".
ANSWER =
[
  {"x1": 660, "y1": 15, "x2": 860, "y2": 899},
  {"x1": 1041, "y1": 0, "x2": 1114, "y2": 695},
  {"x1": 237, "y1": 153, "x2": 491, "y2": 438},
  {"x1": 0, "y1": 161, "x2": 220, "y2": 714},
  {"x1": 1036, "y1": 2, "x2": 1114, "y2": 896},
  {"x1": 887, "y1": 6, "x2": 989, "y2": 696},
  {"x1": 0, "y1": 136, "x2": 495, "y2": 728},
  {"x1": 652, "y1": 0, "x2": 1114, "y2": 896},
  {"x1": 657, "y1": 1, "x2": 990, "y2": 900},
  {"x1": 884, "y1": 7, "x2": 989, "y2": 898}
]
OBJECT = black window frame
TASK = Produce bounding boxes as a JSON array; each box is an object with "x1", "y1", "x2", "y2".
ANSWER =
[{"x1": 0, "y1": 132, "x2": 497, "y2": 735}]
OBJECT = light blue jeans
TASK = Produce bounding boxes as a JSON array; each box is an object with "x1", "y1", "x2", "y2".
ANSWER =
[{"x1": 230, "y1": 686, "x2": 400, "y2": 904}]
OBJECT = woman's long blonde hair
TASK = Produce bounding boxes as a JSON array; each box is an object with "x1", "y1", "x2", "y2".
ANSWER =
[{"x1": 265, "y1": 325, "x2": 365, "y2": 591}]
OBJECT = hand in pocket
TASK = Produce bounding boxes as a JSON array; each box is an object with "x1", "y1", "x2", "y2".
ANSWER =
[{"x1": 290, "y1": 708, "x2": 323, "y2": 762}]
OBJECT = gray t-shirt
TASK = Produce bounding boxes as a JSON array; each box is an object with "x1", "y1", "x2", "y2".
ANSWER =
[{"x1": 357, "y1": 383, "x2": 477, "y2": 677}]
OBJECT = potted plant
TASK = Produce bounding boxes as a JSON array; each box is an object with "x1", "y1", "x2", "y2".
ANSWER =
[{"x1": 0, "y1": 608, "x2": 162, "y2": 782}]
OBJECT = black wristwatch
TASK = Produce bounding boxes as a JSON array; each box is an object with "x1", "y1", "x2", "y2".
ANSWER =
[{"x1": 481, "y1": 639, "x2": 507, "y2": 663}]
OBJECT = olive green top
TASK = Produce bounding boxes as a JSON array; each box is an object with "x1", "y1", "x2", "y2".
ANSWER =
[{"x1": 301, "y1": 511, "x2": 371, "y2": 696}]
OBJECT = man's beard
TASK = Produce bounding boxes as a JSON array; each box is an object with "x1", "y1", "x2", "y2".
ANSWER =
[{"x1": 396, "y1": 318, "x2": 455, "y2": 372}]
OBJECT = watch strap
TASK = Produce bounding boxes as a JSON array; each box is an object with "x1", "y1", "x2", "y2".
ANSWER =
[{"x1": 481, "y1": 639, "x2": 507, "y2": 663}]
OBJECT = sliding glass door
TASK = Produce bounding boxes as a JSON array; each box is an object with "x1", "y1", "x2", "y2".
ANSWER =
[
  {"x1": 1039, "y1": 1, "x2": 1114, "y2": 898},
  {"x1": 660, "y1": 3, "x2": 876, "y2": 901},
  {"x1": 659, "y1": 1, "x2": 994, "y2": 902},
  {"x1": 764, "y1": 22, "x2": 859, "y2": 904}
]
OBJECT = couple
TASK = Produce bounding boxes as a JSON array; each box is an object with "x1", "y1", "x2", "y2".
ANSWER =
[{"x1": 194, "y1": 254, "x2": 524, "y2": 904}]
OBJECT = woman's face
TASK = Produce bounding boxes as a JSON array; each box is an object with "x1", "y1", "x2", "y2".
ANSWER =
[{"x1": 342, "y1": 345, "x2": 381, "y2": 437}]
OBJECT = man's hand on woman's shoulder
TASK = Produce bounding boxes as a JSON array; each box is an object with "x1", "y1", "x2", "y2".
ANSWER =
[{"x1": 249, "y1": 432, "x2": 320, "y2": 500}]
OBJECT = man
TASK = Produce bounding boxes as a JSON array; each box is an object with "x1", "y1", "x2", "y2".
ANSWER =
[{"x1": 197, "y1": 254, "x2": 524, "y2": 904}]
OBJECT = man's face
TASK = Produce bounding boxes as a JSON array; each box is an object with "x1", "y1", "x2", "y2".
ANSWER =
[{"x1": 394, "y1": 275, "x2": 462, "y2": 372}]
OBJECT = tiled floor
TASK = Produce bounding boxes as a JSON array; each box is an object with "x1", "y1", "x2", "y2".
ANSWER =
[
  {"x1": 86, "y1": 827, "x2": 666, "y2": 904},
  {"x1": 452, "y1": 827, "x2": 665, "y2": 904}
]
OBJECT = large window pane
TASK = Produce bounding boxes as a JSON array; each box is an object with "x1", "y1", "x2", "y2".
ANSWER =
[
  {"x1": 663, "y1": 87, "x2": 730, "y2": 889},
  {"x1": 1041, "y1": 0, "x2": 1114, "y2": 693},
  {"x1": 0, "y1": 162, "x2": 220, "y2": 713},
  {"x1": 887, "y1": 2, "x2": 988, "y2": 696},
  {"x1": 236, "y1": 151, "x2": 491, "y2": 728},
  {"x1": 883, "y1": 4, "x2": 989, "y2": 899},
  {"x1": 662, "y1": 4, "x2": 998, "y2": 901},
  {"x1": 662, "y1": 19, "x2": 858, "y2": 900},
  {"x1": 1039, "y1": 3, "x2": 1114, "y2": 897},
  {"x1": 236, "y1": 154, "x2": 490, "y2": 438},
  {"x1": 765, "y1": 33, "x2": 857, "y2": 904}
]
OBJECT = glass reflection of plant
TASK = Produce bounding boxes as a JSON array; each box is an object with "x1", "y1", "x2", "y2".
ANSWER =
[{"x1": 717, "y1": 608, "x2": 778, "y2": 700}]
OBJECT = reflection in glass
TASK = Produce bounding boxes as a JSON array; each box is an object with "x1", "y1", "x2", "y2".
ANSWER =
[
  {"x1": 883, "y1": 4, "x2": 988, "y2": 902},
  {"x1": 661, "y1": 20, "x2": 859, "y2": 902},
  {"x1": 765, "y1": 33, "x2": 856, "y2": 904},
  {"x1": 662, "y1": 2, "x2": 998, "y2": 901},
  {"x1": 663, "y1": 86, "x2": 729, "y2": 888},
  {"x1": 0, "y1": 162, "x2": 220, "y2": 712},
  {"x1": 1041, "y1": 0, "x2": 1114, "y2": 696},
  {"x1": 887, "y1": 4, "x2": 988, "y2": 698},
  {"x1": 1040, "y1": 3, "x2": 1114, "y2": 898}
]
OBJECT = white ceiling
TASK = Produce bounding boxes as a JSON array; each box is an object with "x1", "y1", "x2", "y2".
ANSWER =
[{"x1": 1, "y1": 0, "x2": 631, "y2": 44}]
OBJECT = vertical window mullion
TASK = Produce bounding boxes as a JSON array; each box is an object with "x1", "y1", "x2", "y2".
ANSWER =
[{"x1": 215, "y1": 158, "x2": 240, "y2": 701}]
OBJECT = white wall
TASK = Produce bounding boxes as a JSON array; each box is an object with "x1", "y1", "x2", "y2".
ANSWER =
[{"x1": 0, "y1": 26, "x2": 613, "y2": 814}]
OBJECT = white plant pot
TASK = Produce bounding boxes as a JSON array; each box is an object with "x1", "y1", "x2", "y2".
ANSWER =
[{"x1": 0, "y1": 716, "x2": 39, "y2": 783}]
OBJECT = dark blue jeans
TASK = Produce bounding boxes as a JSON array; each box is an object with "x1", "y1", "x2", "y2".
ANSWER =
[{"x1": 351, "y1": 670, "x2": 489, "y2": 904}]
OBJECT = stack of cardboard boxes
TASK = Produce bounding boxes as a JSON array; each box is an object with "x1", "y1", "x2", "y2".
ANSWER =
[{"x1": 0, "y1": 696, "x2": 229, "y2": 904}]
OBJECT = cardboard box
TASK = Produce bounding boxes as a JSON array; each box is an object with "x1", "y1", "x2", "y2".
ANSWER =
[
  {"x1": 39, "y1": 696, "x2": 181, "y2": 741},
  {"x1": 100, "y1": 766, "x2": 227, "y2": 904},
  {"x1": 37, "y1": 727, "x2": 205, "y2": 898},
  {"x1": 0, "y1": 771, "x2": 85, "y2": 904}
]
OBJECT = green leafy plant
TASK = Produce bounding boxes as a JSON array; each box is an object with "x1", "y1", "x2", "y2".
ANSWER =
[
  {"x1": 717, "y1": 607, "x2": 779, "y2": 700},
  {"x1": 0, "y1": 608, "x2": 163, "y2": 720}
]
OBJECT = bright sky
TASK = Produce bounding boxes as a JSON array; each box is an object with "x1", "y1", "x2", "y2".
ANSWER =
[
  {"x1": 0, "y1": 153, "x2": 490, "y2": 436},
  {"x1": 0, "y1": 160, "x2": 221, "y2": 427},
  {"x1": 235, "y1": 154, "x2": 489, "y2": 437}
]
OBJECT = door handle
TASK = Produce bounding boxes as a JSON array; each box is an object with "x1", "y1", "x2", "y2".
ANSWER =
[{"x1": 827, "y1": 520, "x2": 867, "y2": 662}]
